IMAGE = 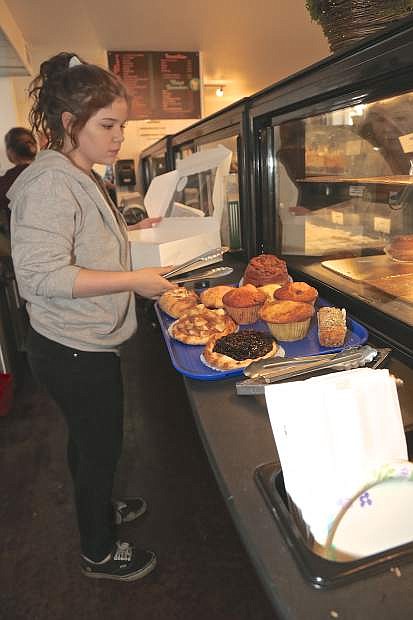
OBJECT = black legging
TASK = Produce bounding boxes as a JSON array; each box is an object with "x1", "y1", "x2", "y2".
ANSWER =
[{"x1": 26, "y1": 326, "x2": 124, "y2": 561}]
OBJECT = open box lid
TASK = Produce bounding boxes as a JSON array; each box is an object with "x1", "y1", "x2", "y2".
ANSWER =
[{"x1": 143, "y1": 145, "x2": 232, "y2": 222}]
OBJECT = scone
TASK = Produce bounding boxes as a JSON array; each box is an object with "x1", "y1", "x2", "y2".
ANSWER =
[
  {"x1": 200, "y1": 285, "x2": 234, "y2": 309},
  {"x1": 317, "y1": 306, "x2": 347, "y2": 347},
  {"x1": 169, "y1": 304, "x2": 237, "y2": 345},
  {"x1": 222, "y1": 284, "x2": 267, "y2": 324},
  {"x1": 203, "y1": 330, "x2": 278, "y2": 370},
  {"x1": 243, "y1": 254, "x2": 289, "y2": 287},
  {"x1": 259, "y1": 300, "x2": 314, "y2": 341},
  {"x1": 158, "y1": 287, "x2": 199, "y2": 318},
  {"x1": 274, "y1": 281, "x2": 318, "y2": 305}
]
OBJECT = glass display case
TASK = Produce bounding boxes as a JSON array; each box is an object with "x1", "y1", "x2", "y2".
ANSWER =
[
  {"x1": 250, "y1": 19, "x2": 413, "y2": 359},
  {"x1": 139, "y1": 100, "x2": 250, "y2": 253},
  {"x1": 169, "y1": 99, "x2": 252, "y2": 256},
  {"x1": 140, "y1": 136, "x2": 172, "y2": 193},
  {"x1": 138, "y1": 20, "x2": 413, "y2": 358},
  {"x1": 174, "y1": 143, "x2": 196, "y2": 161},
  {"x1": 275, "y1": 97, "x2": 413, "y2": 258},
  {"x1": 273, "y1": 96, "x2": 413, "y2": 328},
  {"x1": 198, "y1": 135, "x2": 241, "y2": 250}
]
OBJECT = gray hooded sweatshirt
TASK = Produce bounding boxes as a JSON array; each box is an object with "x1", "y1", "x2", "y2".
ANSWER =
[{"x1": 8, "y1": 150, "x2": 137, "y2": 351}]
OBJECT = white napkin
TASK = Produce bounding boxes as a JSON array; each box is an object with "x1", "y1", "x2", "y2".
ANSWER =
[{"x1": 264, "y1": 368, "x2": 407, "y2": 546}]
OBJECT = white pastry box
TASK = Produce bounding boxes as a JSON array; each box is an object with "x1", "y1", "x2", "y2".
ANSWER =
[{"x1": 128, "y1": 146, "x2": 232, "y2": 268}]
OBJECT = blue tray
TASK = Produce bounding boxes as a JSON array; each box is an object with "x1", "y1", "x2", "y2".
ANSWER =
[{"x1": 155, "y1": 298, "x2": 368, "y2": 381}]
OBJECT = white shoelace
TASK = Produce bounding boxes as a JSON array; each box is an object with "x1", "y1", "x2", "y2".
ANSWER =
[{"x1": 113, "y1": 541, "x2": 133, "y2": 562}]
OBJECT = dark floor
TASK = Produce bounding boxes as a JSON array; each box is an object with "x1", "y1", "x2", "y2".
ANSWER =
[{"x1": 0, "y1": 305, "x2": 279, "y2": 620}]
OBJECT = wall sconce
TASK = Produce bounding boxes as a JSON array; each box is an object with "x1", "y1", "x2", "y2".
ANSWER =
[{"x1": 204, "y1": 80, "x2": 227, "y2": 97}]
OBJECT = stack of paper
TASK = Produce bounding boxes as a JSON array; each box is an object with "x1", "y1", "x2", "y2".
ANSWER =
[{"x1": 265, "y1": 368, "x2": 407, "y2": 547}]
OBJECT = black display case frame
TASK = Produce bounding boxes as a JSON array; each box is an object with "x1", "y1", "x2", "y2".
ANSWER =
[
  {"x1": 137, "y1": 18, "x2": 413, "y2": 362},
  {"x1": 248, "y1": 17, "x2": 413, "y2": 364},
  {"x1": 168, "y1": 98, "x2": 253, "y2": 260},
  {"x1": 139, "y1": 135, "x2": 174, "y2": 193}
]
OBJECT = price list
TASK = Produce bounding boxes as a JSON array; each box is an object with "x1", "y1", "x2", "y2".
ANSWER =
[{"x1": 107, "y1": 51, "x2": 201, "y2": 120}]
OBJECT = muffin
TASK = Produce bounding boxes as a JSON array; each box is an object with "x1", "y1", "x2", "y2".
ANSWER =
[
  {"x1": 243, "y1": 254, "x2": 289, "y2": 287},
  {"x1": 222, "y1": 284, "x2": 267, "y2": 325},
  {"x1": 274, "y1": 281, "x2": 318, "y2": 306},
  {"x1": 259, "y1": 300, "x2": 314, "y2": 341},
  {"x1": 199, "y1": 285, "x2": 234, "y2": 309}
]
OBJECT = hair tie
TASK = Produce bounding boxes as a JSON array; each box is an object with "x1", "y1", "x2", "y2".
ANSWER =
[{"x1": 69, "y1": 55, "x2": 82, "y2": 68}]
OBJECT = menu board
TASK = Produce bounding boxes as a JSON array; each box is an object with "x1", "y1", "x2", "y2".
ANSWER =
[{"x1": 107, "y1": 51, "x2": 201, "y2": 120}]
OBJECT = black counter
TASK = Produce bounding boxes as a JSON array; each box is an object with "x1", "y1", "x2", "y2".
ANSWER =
[{"x1": 183, "y1": 356, "x2": 413, "y2": 620}]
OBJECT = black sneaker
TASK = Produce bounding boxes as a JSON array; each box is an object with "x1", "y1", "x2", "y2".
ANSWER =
[
  {"x1": 81, "y1": 541, "x2": 156, "y2": 581},
  {"x1": 113, "y1": 497, "x2": 147, "y2": 525}
]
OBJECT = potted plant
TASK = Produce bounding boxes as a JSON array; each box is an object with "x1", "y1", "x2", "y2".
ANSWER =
[{"x1": 306, "y1": 0, "x2": 413, "y2": 52}]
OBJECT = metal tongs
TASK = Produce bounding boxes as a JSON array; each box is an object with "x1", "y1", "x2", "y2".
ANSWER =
[
  {"x1": 163, "y1": 247, "x2": 225, "y2": 280},
  {"x1": 236, "y1": 346, "x2": 392, "y2": 395},
  {"x1": 170, "y1": 266, "x2": 234, "y2": 285}
]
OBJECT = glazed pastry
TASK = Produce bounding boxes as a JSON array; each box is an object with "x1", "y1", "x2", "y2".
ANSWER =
[
  {"x1": 203, "y1": 330, "x2": 278, "y2": 370},
  {"x1": 199, "y1": 285, "x2": 234, "y2": 309},
  {"x1": 168, "y1": 304, "x2": 237, "y2": 345},
  {"x1": 158, "y1": 287, "x2": 199, "y2": 318},
  {"x1": 243, "y1": 254, "x2": 289, "y2": 287},
  {"x1": 259, "y1": 300, "x2": 314, "y2": 341},
  {"x1": 274, "y1": 281, "x2": 318, "y2": 305},
  {"x1": 317, "y1": 306, "x2": 347, "y2": 347},
  {"x1": 222, "y1": 284, "x2": 267, "y2": 324}
]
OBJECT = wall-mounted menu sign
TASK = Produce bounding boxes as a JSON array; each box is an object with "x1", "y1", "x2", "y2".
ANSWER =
[{"x1": 107, "y1": 51, "x2": 201, "y2": 120}]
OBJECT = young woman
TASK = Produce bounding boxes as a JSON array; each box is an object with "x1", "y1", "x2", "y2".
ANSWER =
[{"x1": 8, "y1": 52, "x2": 175, "y2": 582}]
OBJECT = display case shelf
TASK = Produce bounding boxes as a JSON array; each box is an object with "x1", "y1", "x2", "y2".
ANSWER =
[{"x1": 298, "y1": 176, "x2": 413, "y2": 185}]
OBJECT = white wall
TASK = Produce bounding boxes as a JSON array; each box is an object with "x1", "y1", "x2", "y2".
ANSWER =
[{"x1": 0, "y1": 78, "x2": 19, "y2": 173}]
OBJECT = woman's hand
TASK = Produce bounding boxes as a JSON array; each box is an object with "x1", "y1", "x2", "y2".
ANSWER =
[
  {"x1": 127, "y1": 217, "x2": 162, "y2": 231},
  {"x1": 130, "y1": 266, "x2": 176, "y2": 300},
  {"x1": 73, "y1": 265, "x2": 176, "y2": 299}
]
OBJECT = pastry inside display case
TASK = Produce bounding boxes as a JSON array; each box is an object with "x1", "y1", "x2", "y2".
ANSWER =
[{"x1": 273, "y1": 91, "x2": 413, "y2": 327}]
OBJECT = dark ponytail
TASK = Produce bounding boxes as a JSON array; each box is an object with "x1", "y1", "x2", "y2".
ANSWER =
[{"x1": 29, "y1": 52, "x2": 129, "y2": 150}]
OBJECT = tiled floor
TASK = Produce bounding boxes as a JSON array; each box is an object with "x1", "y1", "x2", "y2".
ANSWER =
[{"x1": 0, "y1": 304, "x2": 279, "y2": 620}]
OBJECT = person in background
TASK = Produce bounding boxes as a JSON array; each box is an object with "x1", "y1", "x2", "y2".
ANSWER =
[
  {"x1": 8, "y1": 51, "x2": 175, "y2": 582},
  {"x1": 0, "y1": 127, "x2": 37, "y2": 236}
]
